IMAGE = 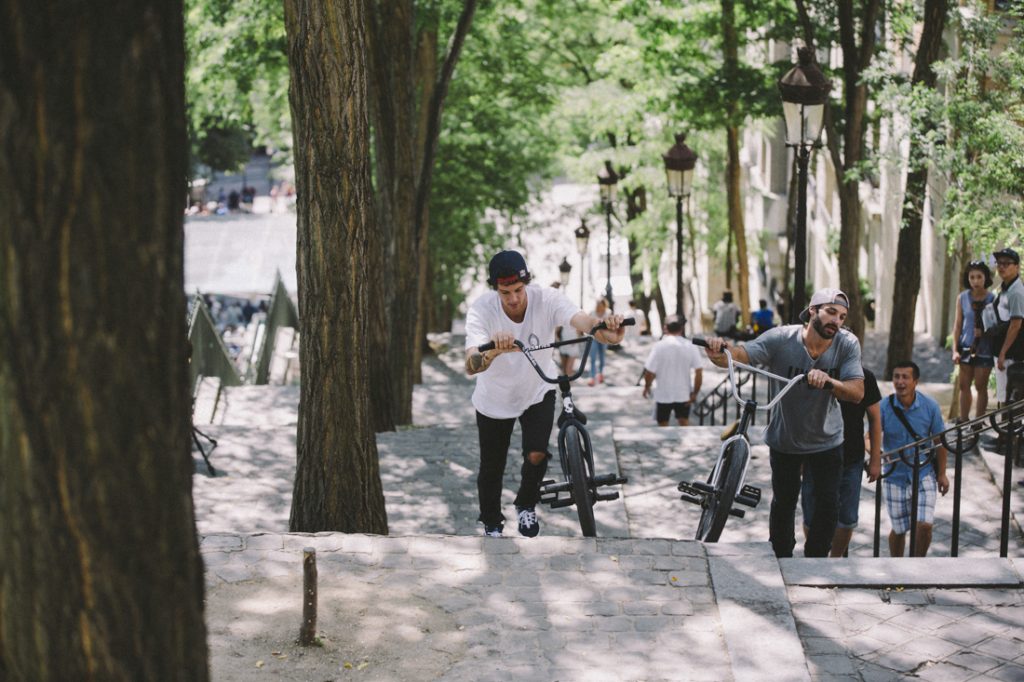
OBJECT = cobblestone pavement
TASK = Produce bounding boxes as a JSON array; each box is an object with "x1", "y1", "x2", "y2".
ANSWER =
[{"x1": 195, "y1": 328, "x2": 1024, "y2": 681}]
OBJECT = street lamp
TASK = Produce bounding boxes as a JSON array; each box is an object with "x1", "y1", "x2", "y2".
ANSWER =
[
  {"x1": 779, "y1": 46, "x2": 831, "y2": 323},
  {"x1": 558, "y1": 257, "x2": 572, "y2": 288},
  {"x1": 663, "y1": 133, "x2": 697, "y2": 318},
  {"x1": 575, "y1": 219, "x2": 591, "y2": 309},
  {"x1": 597, "y1": 160, "x2": 619, "y2": 311}
]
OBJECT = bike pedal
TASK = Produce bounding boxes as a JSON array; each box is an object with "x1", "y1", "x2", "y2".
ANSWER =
[
  {"x1": 595, "y1": 492, "x2": 619, "y2": 502},
  {"x1": 677, "y1": 480, "x2": 707, "y2": 495},
  {"x1": 691, "y1": 481, "x2": 715, "y2": 494},
  {"x1": 729, "y1": 508, "x2": 746, "y2": 518},
  {"x1": 549, "y1": 498, "x2": 576, "y2": 509},
  {"x1": 593, "y1": 473, "x2": 617, "y2": 485},
  {"x1": 738, "y1": 485, "x2": 761, "y2": 506},
  {"x1": 540, "y1": 481, "x2": 572, "y2": 495},
  {"x1": 679, "y1": 493, "x2": 703, "y2": 505}
]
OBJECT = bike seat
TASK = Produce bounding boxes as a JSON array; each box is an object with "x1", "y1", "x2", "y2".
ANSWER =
[{"x1": 558, "y1": 409, "x2": 587, "y2": 427}]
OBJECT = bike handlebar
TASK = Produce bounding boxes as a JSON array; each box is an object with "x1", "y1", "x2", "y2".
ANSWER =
[
  {"x1": 476, "y1": 318, "x2": 635, "y2": 384},
  {"x1": 691, "y1": 337, "x2": 807, "y2": 410},
  {"x1": 476, "y1": 318, "x2": 635, "y2": 354}
]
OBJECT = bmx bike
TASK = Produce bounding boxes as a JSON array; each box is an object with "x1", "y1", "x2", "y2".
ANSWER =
[
  {"x1": 677, "y1": 338, "x2": 806, "y2": 542},
  {"x1": 478, "y1": 318, "x2": 633, "y2": 536}
]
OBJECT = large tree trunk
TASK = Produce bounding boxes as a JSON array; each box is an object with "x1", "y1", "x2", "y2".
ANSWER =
[
  {"x1": 367, "y1": 0, "x2": 417, "y2": 431},
  {"x1": 412, "y1": 25, "x2": 438, "y2": 385},
  {"x1": 0, "y1": 3, "x2": 209, "y2": 678},
  {"x1": 285, "y1": 1, "x2": 387, "y2": 533},
  {"x1": 722, "y1": 0, "x2": 750, "y2": 327},
  {"x1": 885, "y1": 0, "x2": 949, "y2": 379},
  {"x1": 413, "y1": 1, "x2": 477, "y2": 384},
  {"x1": 368, "y1": 0, "x2": 415, "y2": 425},
  {"x1": 726, "y1": 125, "x2": 751, "y2": 327},
  {"x1": 796, "y1": 0, "x2": 883, "y2": 340}
]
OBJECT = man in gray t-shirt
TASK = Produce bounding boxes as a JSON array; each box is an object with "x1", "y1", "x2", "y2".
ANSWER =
[{"x1": 703, "y1": 288, "x2": 864, "y2": 558}]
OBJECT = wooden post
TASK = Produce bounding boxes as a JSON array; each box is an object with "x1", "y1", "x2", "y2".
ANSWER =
[{"x1": 298, "y1": 547, "x2": 318, "y2": 645}]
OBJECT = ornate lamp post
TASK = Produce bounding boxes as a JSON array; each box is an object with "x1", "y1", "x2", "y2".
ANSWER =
[
  {"x1": 663, "y1": 133, "x2": 697, "y2": 318},
  {"x1": 779, "y1": 46, "x2": 831, "y2": 323},
  {"x1": 558, "y1": 257, "x2": 572, "y2": 289},
  {"x1": 574, "y1": 219, "x2": 590, "y2": 309},
  {"x1": 597, "y1": 160, "x2": 619, "y2": 311}
]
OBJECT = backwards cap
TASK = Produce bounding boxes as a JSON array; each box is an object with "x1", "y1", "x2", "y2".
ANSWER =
[
  {"x1": 798, "y1": 287, "x2": 850, "y2": 323},
  {"x1": 487, "y1": 250, "x2": 532, "y2": 287}
]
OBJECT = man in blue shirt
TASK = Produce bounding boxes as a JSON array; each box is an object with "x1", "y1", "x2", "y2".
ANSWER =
[{"x1": 880, "y1": 360, "x2": 950, "y2": 557}]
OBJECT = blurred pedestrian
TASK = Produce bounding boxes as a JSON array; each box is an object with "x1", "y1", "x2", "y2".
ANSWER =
[
  {"x1": 641, "y1": 315, "x2": 703, "y2": 426},
  {"x1": 951, "y1": 260, "x2": 995, "y2": 421}
]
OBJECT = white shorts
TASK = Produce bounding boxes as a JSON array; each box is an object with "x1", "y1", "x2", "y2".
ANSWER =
[{"x1": 995, "y1": 358, "x2": 1018, "y2": 402}]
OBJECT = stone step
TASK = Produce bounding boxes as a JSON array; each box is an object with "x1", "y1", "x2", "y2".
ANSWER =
[{"x1": 201, "y1": 532, "x2": 806, "y2": 682}]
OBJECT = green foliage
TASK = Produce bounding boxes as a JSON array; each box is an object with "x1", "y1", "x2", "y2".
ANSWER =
[
  {"x1": 184, "y1": 0, "x2": 290, "y2": 171},
  {"x1": 429, "y1": 1, "x2": 563, "y2": 306},
  {"x1": 932, "y1": 1, "x2": 1024, "y2": 250}
]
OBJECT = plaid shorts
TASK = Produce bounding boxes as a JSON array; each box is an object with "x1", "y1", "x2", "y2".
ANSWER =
[{"x1": 883, "y1": 475, "x2": 937, "y2": 534}]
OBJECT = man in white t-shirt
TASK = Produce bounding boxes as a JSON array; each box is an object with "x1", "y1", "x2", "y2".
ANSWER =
[
  {"x1": 465, "y1": 250, "x2": 626, "y2": 538},
  {"x1": 642, "y1": 315, "x2": 704, "y2": 426}
]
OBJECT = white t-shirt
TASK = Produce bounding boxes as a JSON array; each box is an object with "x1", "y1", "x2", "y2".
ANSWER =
[
  {"x1": 643, "y1": 335, "x2": 705, "y2": 403},
  {"x1": 465, "y1": 285, "x2": 580, "y2": 419}
]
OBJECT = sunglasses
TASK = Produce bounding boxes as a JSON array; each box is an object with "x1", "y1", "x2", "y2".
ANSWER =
[{"x1": 996, "y1": 260, "x2": 1017, "y2": 267}]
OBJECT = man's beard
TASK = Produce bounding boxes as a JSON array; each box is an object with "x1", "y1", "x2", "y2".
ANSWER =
[{"x1": 812, "y1": 316, "x2": 839, "y2": 338}]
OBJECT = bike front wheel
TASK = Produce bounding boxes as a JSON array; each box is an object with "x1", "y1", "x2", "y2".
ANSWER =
[
  {"x1": 563, "y1": 425, "x2": 596, "y2": 537},
  {"x1": 695, "y1": 439, "x2": 749, "y2": 542}
]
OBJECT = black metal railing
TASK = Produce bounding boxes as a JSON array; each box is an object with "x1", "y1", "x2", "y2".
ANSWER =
[
  {"x1": 869, "y1": 400, "x2": 1024, "y2": 558},
  {"x1": 693, "y1": 366, "x2": 776, "y2": 426}
]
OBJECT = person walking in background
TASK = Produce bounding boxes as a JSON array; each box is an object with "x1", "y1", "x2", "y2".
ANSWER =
[
  {"x1": 802, "y1": 366, "x2": 882, "y2": 557},
  {"x1": 703, "y1": 288, "x2": 864, "y2": 558},
  {"x1": 588, "y1": 298, "x2": 609, "y2": 386},
  {"x1": 464, "y1": 251, "x2": 626, "y2": 538},
  {"x1": 712, "y1": 290, "x2": 740, "y2": 339},
  {"x1": 951, "y1": 260, "x2": 995, "y2": 421},
  {"x1": 880, "y1": 361, "x2": 949, "y2": 557},
  {"x1": 751, "y1": 299, "x2": 775, "y2": 336},
  {"x1": 627, "y1": 300, "x2": 649, "y2": 338},
  {"x1": 641, "y1": 315, "x2": 704, "y2": 426}
]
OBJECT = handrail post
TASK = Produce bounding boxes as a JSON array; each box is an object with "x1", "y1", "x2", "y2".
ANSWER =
[
  {"x1": 909, "y1": 449, "x2": 921, "y2": 557},
  {"x1": 951, "y1": 425, "x2": 964, "y2": 557},
  {"x1": 1001, "y1": 424, "x2": 1019, "y2": 558},
  {"x1": 873, "y1": 477, "x2": 882, "y2": 557}
]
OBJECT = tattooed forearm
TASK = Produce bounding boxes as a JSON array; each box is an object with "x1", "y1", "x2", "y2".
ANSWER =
[{"x1": 465, "y1": 351, "x2": 493, "y2": 376}]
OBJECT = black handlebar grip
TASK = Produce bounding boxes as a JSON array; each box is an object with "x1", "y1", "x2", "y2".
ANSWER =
[
  {"x1": 477, "y1": 342, "x2": 495, "y2": 352},
  {"x1": 691, "y1": 337, "x2": 709, "y2": 348},
  {"x1": 592, "y1": 317, "x2": 637, "y2": 333}
]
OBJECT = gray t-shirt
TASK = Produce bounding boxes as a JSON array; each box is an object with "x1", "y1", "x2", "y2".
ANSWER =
[{"x1": 742, "y1": 324, "x2": 864, "y2": 454}]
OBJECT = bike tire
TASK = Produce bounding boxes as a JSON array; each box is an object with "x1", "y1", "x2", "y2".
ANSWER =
[
  {"x1": 564, "y1": 425, "x2": 597, "y2": 537},
  {"x1": 695, "y1": 440, "x2": 749, "y2": 542}
]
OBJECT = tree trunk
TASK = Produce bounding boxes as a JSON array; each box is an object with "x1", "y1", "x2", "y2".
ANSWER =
[
  {"x1": 367, "y1": 0, "x2": 417, "y2": 430},
  {"x1": 413, "y1": 2, "x2": 477, "y2": 388},
  {"x1": 285, "y1": 1, "x2": 388, "y2": 533},
  {"x1": 412, "y1": 25, "x2": 438, "y2": 384},
  {"x1": 885, "y1": 0, "x2": 949, "y2": 379},
  {"x1": 721, "y1": 0, "x2": 750, "y2": 327},
  {"x1": 726, "y1": 125, "x2": 751, "y2": 328},
  {"x1": 0, "y1": 3, "x2": 209, "y2": 677},
  {"x1": 796, "y1": 0, "x2": 883, "y2": 340}
]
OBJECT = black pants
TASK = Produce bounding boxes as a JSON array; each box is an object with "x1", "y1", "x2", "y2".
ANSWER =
[
  {"x1": 769, "y1": 445, "x2": 843, "y2": 558},
  {"x1": 475, "y1": 391, "x2": 555, "y2": 526}
]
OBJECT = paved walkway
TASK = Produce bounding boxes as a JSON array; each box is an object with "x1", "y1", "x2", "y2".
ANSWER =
[{"x1": 195, "y1": 331, "x2": 1024, "y2": 681}]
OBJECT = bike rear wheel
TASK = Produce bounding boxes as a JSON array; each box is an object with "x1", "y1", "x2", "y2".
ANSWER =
[
  {"x1": 695, "y1": 439, "x2": 749, "y2": 542},
  {"x1": 564, "y1": 425, "x2": 596, "y2": 537}
]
